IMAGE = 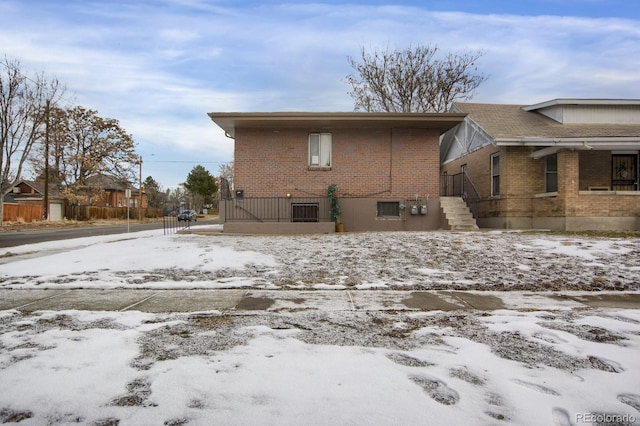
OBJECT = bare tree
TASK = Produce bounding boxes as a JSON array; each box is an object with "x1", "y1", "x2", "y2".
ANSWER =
[
  {"x1": 218, "y1": 161, "x2": 234, "y2": 198},
  {"x1": 0, "y1": 56, "x2": 63, "y2": 225},
  {"x1": 30, "y1": 105, "x2": 69, "y2": 186},
  {"x1": 42, "y1": 106, "x2": 138, "y2": 204},
  {"x1": 61, "y1": 106, "x2": 137, "y2": 184},
  {"x1": 346, "y1": 44, "x2": 487, "y2": 113}
]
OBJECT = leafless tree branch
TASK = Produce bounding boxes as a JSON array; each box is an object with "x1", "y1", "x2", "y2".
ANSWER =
[{"x1": 346, "y1": 44, "x2": 487, "y2": 113}]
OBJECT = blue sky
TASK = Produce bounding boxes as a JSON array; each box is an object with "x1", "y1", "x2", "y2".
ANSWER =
[{"x1": 1, "y1": 0, "x2": 639, "y2": 189}]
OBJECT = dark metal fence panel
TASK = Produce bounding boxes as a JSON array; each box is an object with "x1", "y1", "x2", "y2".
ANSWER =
[
  {"x1": 440, "y1": 173, "x2": 463, "y2": 197},
  {"x1": 163, "y1": 215, "x2": 192, "y2": 234},
  {"x1": 440, "y1": 172, "x2": 481, "y2": 219},
  {"x1": 223, "y1": 197, "x2": 331, "y2": 222}
]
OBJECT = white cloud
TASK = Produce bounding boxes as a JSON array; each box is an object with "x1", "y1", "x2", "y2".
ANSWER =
[{"x1": 1, "y1": 1, "x2": 638, "y2": 187}]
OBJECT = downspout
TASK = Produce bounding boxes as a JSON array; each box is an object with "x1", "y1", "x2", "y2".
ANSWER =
[{"x1": 389, "y1": 128, "x2": 393, "y2": 193}]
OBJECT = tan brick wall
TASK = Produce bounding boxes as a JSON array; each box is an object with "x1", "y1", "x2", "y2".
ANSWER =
[
  {"x1": 559, "y1": 150, "x2": 580, "y2": 215},
  {"x1": 442, "y1": 144, "x2": 640, "y2": 226},
  {"x1": 234, "y1": 127, "x2": 440, "y2": 199},
  {"x1": 441, "y1": 144, "x2": 498, "y2": 199},
  {"x1": 573, "y1": 193, "x2": 640, "y2": 217},
  {"x1": 504, "y1": 147, "x2": 544, "y2": 196}
]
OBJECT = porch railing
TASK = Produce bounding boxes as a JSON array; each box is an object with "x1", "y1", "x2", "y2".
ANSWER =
[
  {"x1": 440, "y1": 172, "x2": 481, "y2": 218},
  {"x1": 223, "y1": 197, "x2": 331, "y2": 223}
]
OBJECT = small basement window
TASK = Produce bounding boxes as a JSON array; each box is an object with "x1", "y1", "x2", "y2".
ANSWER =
[
  {"x1": 291, "y1": 203, "x2": 319, "y2": 222},
  {"x1": 377, "y1": 201, "x2": 400, "y2": 217}
]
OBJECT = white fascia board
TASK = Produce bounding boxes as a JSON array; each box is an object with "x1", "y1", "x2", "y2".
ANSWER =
[
  {"x1": 523, "y1": 99, "x2": 640, "y2": 111},
  {"x1": 531, "y1": 146, "x2": 561, "y2": 159},
  {"x1": 497, "y1": 136, "x2": 640, "y2": 147},
  {"x1": 494, "y1": 137, "x2": 557, "y2": 146}
]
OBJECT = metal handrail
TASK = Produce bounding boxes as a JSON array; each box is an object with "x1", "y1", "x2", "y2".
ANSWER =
[{"x1": 440, "y1": 172, "x2": 481, "y2": 218}]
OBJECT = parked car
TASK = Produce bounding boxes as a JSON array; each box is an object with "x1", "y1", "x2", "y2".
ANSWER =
[{"x1": 177, "y1": 210, "x2": 197, "y2": 221}]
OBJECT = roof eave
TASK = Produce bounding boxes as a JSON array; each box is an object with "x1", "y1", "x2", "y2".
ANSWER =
[
  {"x1": 208, "y1": 112, "x2": 467, "y2": 139},
  {"x1": 523, "y1": 98, "x2": 640, "y2": 111},
  {"x1": 493, "y1": 137, "x2": 640, "y2": 158},
  {"x1": 496, "y1": 136, "x2": 640, "y2": 146}
]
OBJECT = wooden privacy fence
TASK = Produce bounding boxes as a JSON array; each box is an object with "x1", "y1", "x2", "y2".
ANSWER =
[
  {"x1": 67, "y1": 206, "x2": 163, "y2": 220},
  {"x1": 3, "y1": 204, "x2": 164, "y2": 222},
  {"x1": 2, "y1": 204, "x2": 43, "y2": 222}
]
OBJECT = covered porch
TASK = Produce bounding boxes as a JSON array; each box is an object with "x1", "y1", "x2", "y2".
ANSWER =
[{"x1": 530, "y1": 143, "x2": 639, "y2": 230}]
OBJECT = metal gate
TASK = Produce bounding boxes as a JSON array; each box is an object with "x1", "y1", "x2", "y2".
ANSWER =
[{"x1": 612, "y1": 154, "x2": 638, "y2": 191}]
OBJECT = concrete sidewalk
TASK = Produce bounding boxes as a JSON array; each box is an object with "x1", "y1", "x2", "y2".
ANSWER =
[{"x1": 2, "y1": 289, "x2": 640, "y2": 313}]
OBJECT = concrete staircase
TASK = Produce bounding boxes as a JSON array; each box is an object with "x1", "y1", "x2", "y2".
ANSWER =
[{"x1": 440, "y1": 197, "x2": 479, "y2": 231}]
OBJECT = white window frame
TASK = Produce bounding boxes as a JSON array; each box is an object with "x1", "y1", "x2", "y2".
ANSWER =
[
  {"x1": 545, "y1": 153, "x2": 558, "y2": 193},
  {"x1": 491, "y1": 153, "x2": 500, "y2": 196},
  {"x1": 309, "y1": 133, "x2": 332, "y2": 167}
]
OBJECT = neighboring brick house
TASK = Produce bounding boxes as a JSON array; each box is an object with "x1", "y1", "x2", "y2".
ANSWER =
[
  {"x1": 440, "y1": 99, "x2": 640, "y2": 230},
  {"x1": 208, "y1": 112, "x2": 465, "y2": 233},
  {"x1": 83, "y1": 174, "x2": 146, "y2": 208}
]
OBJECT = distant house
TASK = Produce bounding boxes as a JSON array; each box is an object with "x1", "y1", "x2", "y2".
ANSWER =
[
  {"x1": 83, "y1": 174, "x2": 146, "y2": 208},
  {"x1": 440, "y1": 99, "x2": 640, "y2": 230},
  {"x1": 2, "y1": 180, "x2": 64, "y2": 222},
  {"x1": 208, "y1": 112, "x2": 465, "y2": 233}
]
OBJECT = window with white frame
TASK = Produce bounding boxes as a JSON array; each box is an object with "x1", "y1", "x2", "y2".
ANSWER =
[
  {"x1": 491, "y1": 153, "x2": 500, "y2": 196},
  {"x1": 545, "y1": 154, "x2": 558, "y2": 193},
  {"x1": 309, "y1": 133, "x2": 332, "y2": 167}
]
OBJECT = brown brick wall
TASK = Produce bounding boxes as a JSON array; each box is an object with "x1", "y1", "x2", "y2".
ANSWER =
[
  {"x1": 390, "y1": 128, "x2": 441, "y2": 198},
  {"x1": 234, "y1": 127, "x2": 440, "y2": 199}
]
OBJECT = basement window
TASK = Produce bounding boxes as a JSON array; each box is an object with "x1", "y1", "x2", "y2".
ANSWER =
[
  {"x1": 377, "y1": 201, "x2": 400, "y2": 217},
  {"x1": 291, "y1": 203, "x2": 319, "y2": 222}
]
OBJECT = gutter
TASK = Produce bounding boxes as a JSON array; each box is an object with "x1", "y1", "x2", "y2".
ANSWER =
[{"x1": 493, "y1": 137, "x2": 640, "y2": 159}]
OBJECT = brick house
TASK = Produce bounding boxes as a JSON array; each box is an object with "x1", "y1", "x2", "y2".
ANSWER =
[
  {"x1": 208, "y1": 112, "x2": 465, "y2": 233},
  {"x1": 83, "y1": 174, "x2": 147, "y2": 209},
  {"x1": 440, "y1": 99, "x2": 640, "y2": 230}
]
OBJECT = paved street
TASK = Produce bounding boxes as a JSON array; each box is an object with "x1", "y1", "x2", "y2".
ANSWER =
[{"x1": 2, "y1": 289, "x2": 640, "y2": 313}]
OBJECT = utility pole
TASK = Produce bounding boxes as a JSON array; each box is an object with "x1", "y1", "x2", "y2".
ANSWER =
[
  {"x1": 43, "y1": 100, "x2": 50, "y2": 221},
  {"x1": 138, "y1": 155, "x2": 143, "y2": 222},
  {"x1": 126, "y1": 188, "x2": 131, "y2": 232}
]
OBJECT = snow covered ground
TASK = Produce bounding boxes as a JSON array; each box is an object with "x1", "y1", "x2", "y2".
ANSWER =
[
  {"x1": 1, "y1": 227, "x2": 640, "y2": 425},
  {"x1": 1, "y1": 226, "x2": 639, "y2": 291}
]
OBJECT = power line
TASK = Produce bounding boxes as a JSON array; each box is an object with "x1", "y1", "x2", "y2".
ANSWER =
[{"x1": 146, "y1": 160, "x2": 226, "y2": 164}]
